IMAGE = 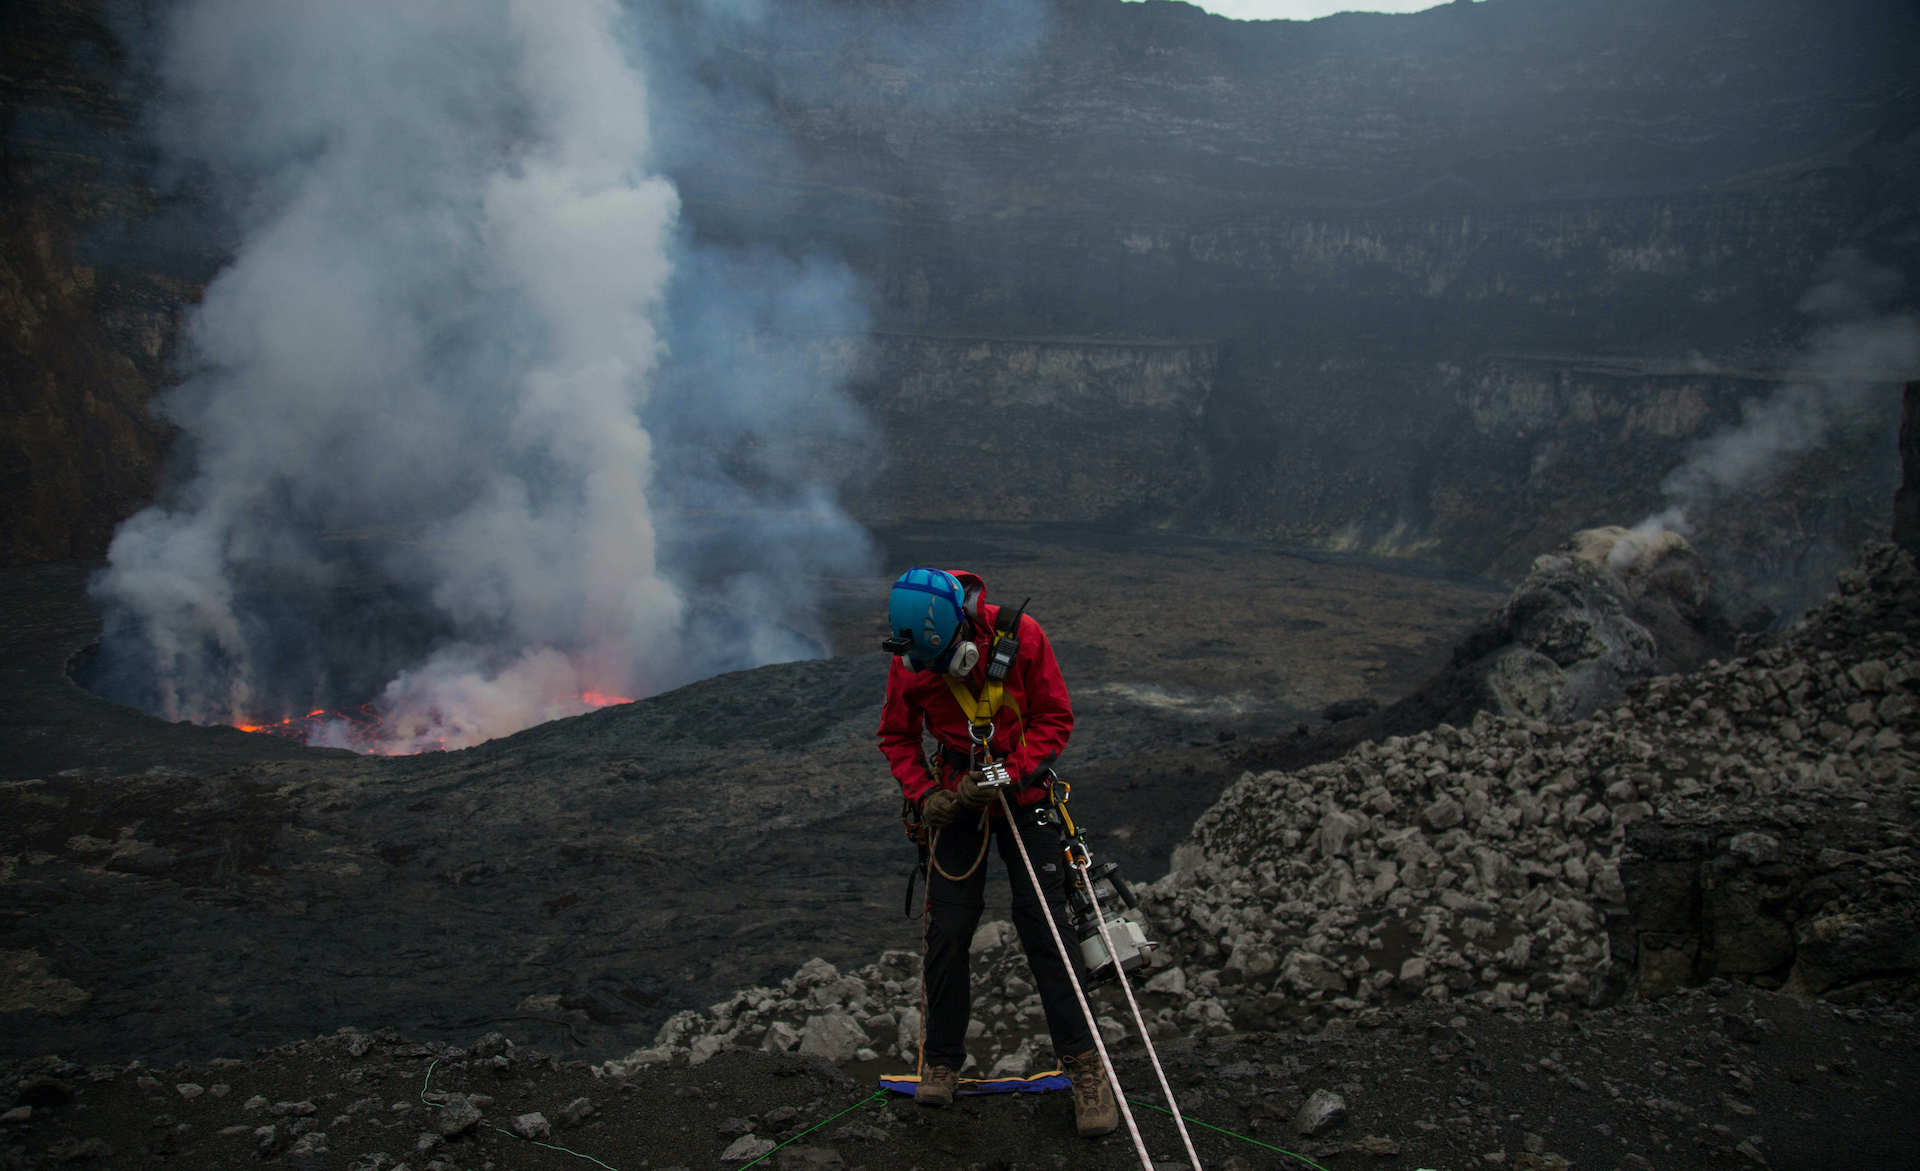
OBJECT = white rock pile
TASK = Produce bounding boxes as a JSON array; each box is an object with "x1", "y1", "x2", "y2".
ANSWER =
[{"x1": 601, "y1": 545, "x2": 1919, "y2": 1078}]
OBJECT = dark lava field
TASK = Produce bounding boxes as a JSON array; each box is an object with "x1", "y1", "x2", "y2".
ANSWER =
[{"x1": 0, "y1": 524, "x2": 1502, "y2": 1068}]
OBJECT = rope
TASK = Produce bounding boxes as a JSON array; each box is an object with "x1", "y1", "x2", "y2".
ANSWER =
[
  {"x1": 995, "y1": 789, "x2": 1156, "y2": 1169},
  {"x1": 420, "y1": 1056, "x2": 621, "y2": 1170},
  {"x1": 1126, "y1": 1098, "x2": 1335, "y2": 1171},
  {"x1": 927, "y1": 813, "x2": 992, "y2": 882},
  {"x1": 916, "y1": 847, "x2": 931, "y2": 1078},
  {"x1": 737, "y1": 1090, "x2": 889, "y2": 1169},
  {"x1": 1078, "y1": 855, "x2": 1203, "y2": 1168}
]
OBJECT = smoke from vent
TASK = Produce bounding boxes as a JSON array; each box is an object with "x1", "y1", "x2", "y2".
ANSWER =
[
  {"x1": 90, "y1": 0, "x2": 876, "y2": 753},
  {"x1": 1617, "y1": 251, "x2": 1919, "y2": 598}
]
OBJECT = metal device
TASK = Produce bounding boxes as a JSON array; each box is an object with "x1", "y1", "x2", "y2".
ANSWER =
[{"x1": 1065, "y1": 863, "x2": 1155, "y2": 985}]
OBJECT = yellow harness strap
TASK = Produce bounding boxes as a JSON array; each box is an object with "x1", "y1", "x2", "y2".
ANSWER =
[
  {"x1": 942, "y1": 631, "x2": 1023, "y2": 763},
  {"x1": 942, "y1": 674, "x2": 1020, "y2": 731}
]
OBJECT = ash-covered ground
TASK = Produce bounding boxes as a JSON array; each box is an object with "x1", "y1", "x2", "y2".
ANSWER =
[
  {"x1": 0, "y1": 525, "x2": 1496, "y2": 1065},
  {"x1": 5, "y1": 526, "x2": 1916, "y2": 1170},
  {"x1": 4, "y1": 981, "x2": 1915, "y2": 1170}
]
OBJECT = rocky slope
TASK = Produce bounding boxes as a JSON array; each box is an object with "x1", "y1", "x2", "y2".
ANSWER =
[
  {"x1": 0, "y1": 527, "x2": 1501, "y2": 1068},
  {"x1": 621, "y1": 543, "x2": 1916, "y2": 1085},
  {"x1": 1, "y1": 541, "x2": 1915, "y2": 1168}
]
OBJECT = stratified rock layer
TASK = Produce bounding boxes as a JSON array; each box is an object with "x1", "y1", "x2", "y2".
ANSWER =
[
  {"x1": 1897, "y1": 381, "x2": 1920, "y2": 554},
  {"x1": 4, "y1": 0, "x2": 1914, "y2": 602}
]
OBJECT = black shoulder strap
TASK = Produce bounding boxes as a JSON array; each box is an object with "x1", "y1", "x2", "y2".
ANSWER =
[{"x1": 980, "y1": 597, "x2": 1030, "y2": 689}]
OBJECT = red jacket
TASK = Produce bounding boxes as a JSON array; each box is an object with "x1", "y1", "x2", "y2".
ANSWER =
[{"x1": 877, "y1": 570, "x2": 1073, "y2": 810}]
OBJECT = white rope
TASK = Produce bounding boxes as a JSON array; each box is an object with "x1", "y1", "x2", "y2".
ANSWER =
[
  {"x1": 995, "y1": 791, "x2": 1155, "y2": 1169},
  {"x1": 1077, "y1": 853, "x2": 1203, "y2": 1169}
]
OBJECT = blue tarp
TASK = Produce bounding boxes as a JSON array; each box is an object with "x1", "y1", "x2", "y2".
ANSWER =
[{"x1": 878, "y1": 1069, "x2": 1071, "y2": 1096}]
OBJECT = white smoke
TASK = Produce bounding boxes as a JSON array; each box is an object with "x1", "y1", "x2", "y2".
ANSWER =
[
  {"x1": 92, "y1": 0, "x2": 876, "y2": 751},
  {"x1": 1623, "y1": 250, "x2": 1918, "y2": 577}
]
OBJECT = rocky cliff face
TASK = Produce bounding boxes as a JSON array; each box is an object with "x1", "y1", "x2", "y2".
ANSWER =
[
  {"x1": 839, "y1": 332, "x2": 1218, "y2": 526},
  {"x1": 0, "y1": 204, "x2": 175, "y2": 563},
  {"x1": 0, "y1": 0, "x2": 191, "y2": 563},
  {"x1": 665, "y1": 0, "x2": 1919, "y2": 605},
  {"x1": 1898, "y1": 381, "x2": 1920, "y2": 552},
  {"x1": 4, "y1": 0, "x2": 1916, "y2": 608}
]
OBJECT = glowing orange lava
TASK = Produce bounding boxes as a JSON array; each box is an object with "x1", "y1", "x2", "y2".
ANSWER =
[
  {"x1": 229, "y1": 705, "x2": 383, "y2": 744},
  {"x1": 228, "y1": 692, "x2": 630, "y2": 754}
]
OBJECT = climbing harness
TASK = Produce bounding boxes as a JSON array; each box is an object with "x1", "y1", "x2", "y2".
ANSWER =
[
  {"x1": 899, "y1": 599, "x2": 1029, "y2": 910},
  {"x1": 939, "y1": 596, "x2": 1030, "y2": 768}
]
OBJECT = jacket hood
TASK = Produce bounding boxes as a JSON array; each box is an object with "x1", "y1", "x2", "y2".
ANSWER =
[{"x1": 944, "y1": 569, "x2": 987, "y2": 618}]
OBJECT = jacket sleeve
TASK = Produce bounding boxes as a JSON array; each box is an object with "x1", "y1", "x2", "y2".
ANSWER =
[
  {"x1": 1002, "y1": 614, "x2": 1073, "y2": 786},
  {"x1": 877, "y1": 659, "x2": 937, "y2": 804}
]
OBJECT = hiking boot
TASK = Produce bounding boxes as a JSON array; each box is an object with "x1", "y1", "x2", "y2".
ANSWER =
[
  {"x1": 915, "y1": 1064, "x2": 959, "y2": 1107},
  {"x1": 1063, "y1": 1048, "x2": 1118, "y2": 1137}
]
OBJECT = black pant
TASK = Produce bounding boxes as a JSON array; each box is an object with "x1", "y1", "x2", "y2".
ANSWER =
[{"x1": 922, "y1": 803, "x2": 1095, "y2": 1069}]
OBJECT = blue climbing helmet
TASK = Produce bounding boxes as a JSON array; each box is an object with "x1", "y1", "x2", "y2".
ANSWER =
[{"x1": 882, "y1": 568, "x2": 968, "y2": 671}]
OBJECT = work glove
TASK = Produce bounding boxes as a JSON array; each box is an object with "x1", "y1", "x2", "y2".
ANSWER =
[
  {"x1": 956, "y1": 770, "x2": 996, "y2": 811},
  {"x1": 921, "y1": 788, "x2": 961, "y2": 830}
]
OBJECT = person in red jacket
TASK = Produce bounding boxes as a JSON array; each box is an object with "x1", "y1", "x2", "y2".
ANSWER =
[{"x1": 876, "y1": 567, "x2": 1118, "y2": 1138}]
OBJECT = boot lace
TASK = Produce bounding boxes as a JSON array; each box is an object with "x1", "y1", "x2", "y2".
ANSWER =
[{"x1": 1070, "y1": 1054, "x2": 1107, "y2": 1110}]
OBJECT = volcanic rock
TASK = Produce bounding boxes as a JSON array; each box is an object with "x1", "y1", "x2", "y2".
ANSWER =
[
  {"x1": 1460, "y1": 525, "x2": 1736, "y2": 724},
  {"x1": 625, "y1": 543, "x2": 1916, "y2": 1080},
  {"x1": 1295, "y1": 1088, "x2": 1348, "y2": 1136},
  {"x1": 434, "y1": 1094, "x2": 480, "y2": 1137},
  {"x1": 510, "y1": 1111, "x2": 551, "y2": 1140},
  {"x1": 1897, "y1": 382, "x2": 1920, "y2": 556},
  {"x1": 721, "y1": 1134, "x2": 776, "y2": 1162}
]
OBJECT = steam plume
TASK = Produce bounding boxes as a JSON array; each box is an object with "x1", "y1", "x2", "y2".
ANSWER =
[
  {"x1": 92, "y1": 0, "x2": 875, "y2": 752},
  {"x1": 1617, "y1": 251, "x2": 1918, "y2": 592}
]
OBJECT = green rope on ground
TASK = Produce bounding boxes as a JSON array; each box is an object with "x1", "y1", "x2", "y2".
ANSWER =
[
  {"x1": 421, "y1": 1056, "x2": 623, "y2": 1171},
  {"x1": 1124, "y1": 1096, "x2": 1335, "y2": 1171},
  {"x1": 738, "y1": 1090, "x2": 889, "y2": 1169}
]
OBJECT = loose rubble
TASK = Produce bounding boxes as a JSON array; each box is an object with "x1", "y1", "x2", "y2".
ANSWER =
[
  {"x1": 614, "y1": 544, "x2": 1918, "y2": 1078},
  {"x1": 2, "y1": 549, "x2": 1917, "y2": 1169},
  {"x1": 9, "y1": 984, "x2": 1915, "y2": 1169}
]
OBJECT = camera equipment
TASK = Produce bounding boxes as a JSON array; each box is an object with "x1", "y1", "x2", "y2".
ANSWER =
[
  {"x1": 1037, "y1": 772, "x2": 1155, "y2": 986},
  {"x1": 1066, "y1": 860, "x2": 1154, "y2": 984},
  {"x1": 882, "y1": 626, "x2": 977, "y2": 676}
]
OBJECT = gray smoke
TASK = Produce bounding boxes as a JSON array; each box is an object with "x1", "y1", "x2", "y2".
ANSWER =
[
  {"x1": 92, "y1": 0, "x2": 877, "y2": 752},
  {"x1": 1619, "y1": 251, "x2": 1918, "y2": 585}
]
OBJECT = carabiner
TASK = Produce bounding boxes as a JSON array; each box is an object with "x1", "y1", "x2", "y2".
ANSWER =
[{"x1": 965, "y1": 715, "x2": 996, "y2": 770}]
